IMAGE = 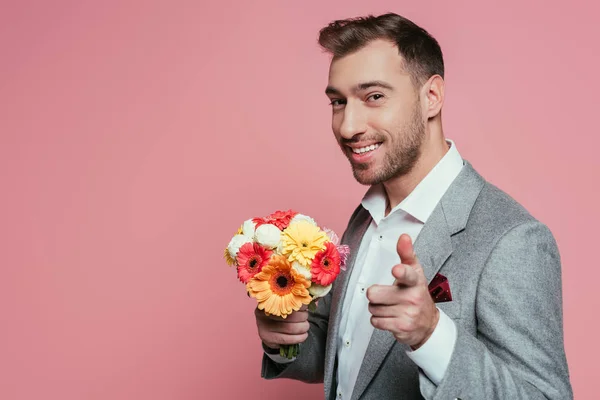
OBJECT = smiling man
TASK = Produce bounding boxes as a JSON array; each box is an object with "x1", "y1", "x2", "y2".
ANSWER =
[{"x1": 255, "y1": 13, "x2": 572, "y2": 399}]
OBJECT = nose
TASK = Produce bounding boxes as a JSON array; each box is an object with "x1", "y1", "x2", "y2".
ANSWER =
[{"x1": 338, "y1": 102, "x2": 367, "y2": 140}]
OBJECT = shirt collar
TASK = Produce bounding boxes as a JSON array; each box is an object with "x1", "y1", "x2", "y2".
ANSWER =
[{"x1": 361, "y1": 139, "x2": 464, "y2": 224}]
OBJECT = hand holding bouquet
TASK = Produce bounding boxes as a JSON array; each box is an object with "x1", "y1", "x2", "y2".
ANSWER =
[{"x1": 224, "y1": 210, "x2": 350, "y2": 358}]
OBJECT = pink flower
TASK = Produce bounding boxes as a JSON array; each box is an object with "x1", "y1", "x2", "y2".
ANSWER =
[
  {"x1": 337, "y1": 245, "x2": 350, "y2": 271},
  {"x1": 323, "y1": 228, "x2": 340, "y2": 245},
  {"x1": 253, "y1": 210, "x2": 298, "y2": 230}
]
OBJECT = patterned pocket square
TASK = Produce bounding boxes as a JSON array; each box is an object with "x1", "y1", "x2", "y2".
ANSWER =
[{"x1": 428, "y1": 273, "x2": 452, "y2": 303}]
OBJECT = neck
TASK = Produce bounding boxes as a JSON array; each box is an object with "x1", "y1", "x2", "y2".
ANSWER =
[{"x1": 382, "y1": 129, "x2": 449, "y2": 215}]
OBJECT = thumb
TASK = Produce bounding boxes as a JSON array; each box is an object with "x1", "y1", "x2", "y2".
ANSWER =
[{"x1": 397, "y1": 234, "x2": 418, "y2": 266}]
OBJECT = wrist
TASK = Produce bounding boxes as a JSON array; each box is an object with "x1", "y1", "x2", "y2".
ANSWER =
[{"x1": 411, "y1": 307, "x2": 440, "y2": 350}]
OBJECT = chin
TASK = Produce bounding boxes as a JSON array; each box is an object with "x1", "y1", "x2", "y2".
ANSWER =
[{"x1": 351, "y1": 166, "x2": 383, "y2": 186}]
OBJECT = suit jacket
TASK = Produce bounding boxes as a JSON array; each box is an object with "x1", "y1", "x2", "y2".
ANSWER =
[{"x1": 261, "y1": 162, "x2": 573, "y2": 399}]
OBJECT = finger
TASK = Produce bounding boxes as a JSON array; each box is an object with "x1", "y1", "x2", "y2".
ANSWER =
[
  {"x1": 368, "y1": 303, "x2": 405, "y2": 318},
  {"x1": 370, "y1": 316, "x2": 401, "y2": 333},
  {"x1": 272, "y1": 310, "x2": 308, "y2": 322},
  {"x1": 256, "y1": 307, "x2": 308, "y2": 323},
  {"x1": 366, "y1": 285, "x2": 404, "y2": 305},
  {"x1": 397, "y1": 234, "x2": 418, "y2": 266},
  {"x1": 262, "y1": 332, "x2": 309, "y2": 347},
  {"x1": 392, "y1": 264, "x2": 419, "y2": 287},
  {"x1": 264, "y1": 320, "x2": 310, "y2": 335}
]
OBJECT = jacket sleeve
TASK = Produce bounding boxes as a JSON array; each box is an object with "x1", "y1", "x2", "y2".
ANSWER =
[
  {"x1": 421, "y1": 221, "x2": 573, "y2": 399},
  {"x1": 260, "y1": 288, "x2": 332, "y2": 383}
]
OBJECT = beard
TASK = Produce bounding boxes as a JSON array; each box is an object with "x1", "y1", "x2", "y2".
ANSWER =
[{"x1": 343, "y1": 102, "x2": 426, "y2": 185}]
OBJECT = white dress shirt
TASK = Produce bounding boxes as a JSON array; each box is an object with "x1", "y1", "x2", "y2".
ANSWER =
[{"x1": 267, "y1": 140, "x2": 464, "y2": 399}]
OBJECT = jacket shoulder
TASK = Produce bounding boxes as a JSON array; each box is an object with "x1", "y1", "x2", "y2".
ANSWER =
[{"x1": 464, "y1": 180, "x2": 554, "y2": 253}]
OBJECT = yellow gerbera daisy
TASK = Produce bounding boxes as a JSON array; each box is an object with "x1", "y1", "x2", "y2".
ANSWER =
[
  {"x1": 280, "y1": 220, "x2": 328, "y2": 266},
  {"x1": 247, "y1": 255, "x2": 311, "y2": 318},
  {"x1": 224, "y1": 247, "x2": 236, "y2": 266}
]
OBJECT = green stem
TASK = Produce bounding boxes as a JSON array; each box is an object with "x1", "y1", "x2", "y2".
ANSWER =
[{"x1": 279, "y1": 344, "x2": 299, "y2": 360}]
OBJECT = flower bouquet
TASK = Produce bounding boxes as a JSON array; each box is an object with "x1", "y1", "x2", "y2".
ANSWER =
[{"x1": 224, "y1": 210, "x2": 350, "y2": 359}]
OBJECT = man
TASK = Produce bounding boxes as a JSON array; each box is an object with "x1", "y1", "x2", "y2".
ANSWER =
[{"x1": 255, "y1": 13, "x2": 572, "y2": 399}]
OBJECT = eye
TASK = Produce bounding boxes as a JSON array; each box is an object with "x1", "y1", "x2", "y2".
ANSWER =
[
  {"x1": 329, "y1": 98, "x2": 346, "y2": 108},
  {"x1": 366, "y1": 93, "x2": 384, "y2": 102}
]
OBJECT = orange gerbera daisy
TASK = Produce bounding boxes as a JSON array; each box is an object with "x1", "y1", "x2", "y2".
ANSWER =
[
  {"x1": 236, "y1": 242, "x2": 272, "y2": 283},
  {"x1": 247, "y1": 255, "x2": 312, "y2": 318},
  {"x1": 311, "y1": 242, "x2": 341, "y2": 286}
]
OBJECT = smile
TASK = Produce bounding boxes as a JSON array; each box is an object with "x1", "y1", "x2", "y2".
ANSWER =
[{"x1": 351, "y1": 143, "x2": 381, "y2": 154}]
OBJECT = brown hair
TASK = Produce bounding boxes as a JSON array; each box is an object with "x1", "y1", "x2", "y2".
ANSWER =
[{"x1": 318, "y1": 13, "x2": 444, "y2": 87}]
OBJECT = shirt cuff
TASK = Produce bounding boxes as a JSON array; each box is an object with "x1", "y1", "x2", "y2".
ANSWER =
[
  {"x1": 405, "y1": 307, "x2": 457, "y2": 385},
  {"x1": 264, "y1": 352, "x2": 296, "y2": 364},
  {"x1": 262, "y1": 343, "x2": 296, "y2": 364}
]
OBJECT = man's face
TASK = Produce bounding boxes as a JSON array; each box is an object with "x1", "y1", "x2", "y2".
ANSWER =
[{"x1": 325, "y1": 39, "x2": 426, "y2": 185}]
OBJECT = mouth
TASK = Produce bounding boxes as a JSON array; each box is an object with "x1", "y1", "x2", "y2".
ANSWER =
[
  {"x1": 350, "y1": 143, "x2": 381, "y2": 155},
  {"x1": 347, "y1": 142, "x2": 382, "y2": 163}
]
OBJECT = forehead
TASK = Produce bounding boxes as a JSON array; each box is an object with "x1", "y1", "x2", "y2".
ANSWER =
[{"x1": 327, "y1": 39, "x2": 411, "y2": 89}]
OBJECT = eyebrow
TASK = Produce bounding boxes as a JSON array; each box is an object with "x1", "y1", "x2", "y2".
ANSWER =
[{"x1": 325, "y1": 80, "x2": 394, "y2": 96}]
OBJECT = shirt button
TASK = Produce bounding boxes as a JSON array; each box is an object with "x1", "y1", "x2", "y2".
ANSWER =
[
  {"x1": 378, "y1": 235, "x2": 383, "y2": 241},
  {"x1": 360, "y1": 287, "x2": 365, "y2": 294},
  {"x1": 344, "y1": 339, "x2": 351, "y2": 347}
]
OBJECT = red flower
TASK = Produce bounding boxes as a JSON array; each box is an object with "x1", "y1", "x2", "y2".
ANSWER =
[
  {"x1": 237, "y1": 242, "x2": 273, "y2": 284},
  {"x1": 253, "y1": 209, "x2": 298, "y2": 230},
  {"x1": 310, "y1": 242, "x2": 341, "y2": 286}
]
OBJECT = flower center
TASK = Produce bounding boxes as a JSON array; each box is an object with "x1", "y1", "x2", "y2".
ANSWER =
[
  {"x1": 276, "y1": 276, "x2": 288, "y2": 288},
  {"x1": 249, "y1": 257, "x2": 259, "y2": 269},
  {"x1": 322, "y1": 258, "x2": 330, "y2": 269},
  {"x1": 302, "y1": 242, "x2": 308, "y2": 248},
  {"x1": 270, "y1": 271, "x2": 294, "y2": 296}
]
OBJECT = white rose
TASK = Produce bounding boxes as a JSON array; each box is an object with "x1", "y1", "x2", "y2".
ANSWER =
[
  {"x1": 308, "y1": 283, "x2": 332, "y2": 298},
  {"x1": 242, "y1": 219, "x2": 257, "y2": 237},
  {"x1": 290, "y1": 213, "x2": 317, "y2": 226},
  {"x1": 254, "y1": 224, "x2": 281, "y2": 249},
  {"x1": 227, "y1": 234, "x2": 253, "y2": 259},
  {"x1": 292, "y1": 261, "x2": 312, "y2": 280}
]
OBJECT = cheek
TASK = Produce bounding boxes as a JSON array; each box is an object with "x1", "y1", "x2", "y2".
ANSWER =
[
  {"x1": 369, "y1": 106, "x2": 409, "y2": 131},
  {"x1": 331, "y1": 116, "x2": 343, "y2": 140},
  {"x1": 373, "y1": 113, "x2": 398, "y2": 131}
]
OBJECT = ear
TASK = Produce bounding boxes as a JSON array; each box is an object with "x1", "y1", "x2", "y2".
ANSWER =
[{"x1": 422, "y1": 75, "x2": 445, "y2": 119}]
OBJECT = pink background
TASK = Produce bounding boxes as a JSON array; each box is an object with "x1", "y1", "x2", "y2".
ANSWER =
[{"x1": 1, "y1": 1, "x2": 598, "y2": 399}]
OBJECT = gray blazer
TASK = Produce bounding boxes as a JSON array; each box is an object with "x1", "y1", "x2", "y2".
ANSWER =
[{"x1": 261, "y1": 162, "x2": 572, "y2": 399}]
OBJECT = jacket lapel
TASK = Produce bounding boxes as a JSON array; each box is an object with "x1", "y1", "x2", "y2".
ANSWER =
[
  {"x1": 349, "y1": 161, "x2": 485, "y2": 400},
  {"x1": 349, "y1": 203, "x2": 453, "y2": 400}
]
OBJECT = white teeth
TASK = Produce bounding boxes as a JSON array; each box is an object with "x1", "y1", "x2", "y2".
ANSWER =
[{"x1": 352, "y1": 144, "x2": 380, "y2": 154}]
